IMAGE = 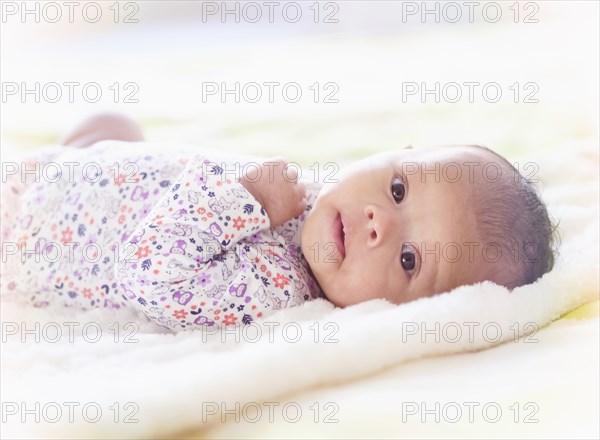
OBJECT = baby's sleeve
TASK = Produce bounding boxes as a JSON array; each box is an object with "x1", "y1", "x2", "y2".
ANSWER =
[{"x1": 114, "y1": 154, "x2": 285, "y2": 331}]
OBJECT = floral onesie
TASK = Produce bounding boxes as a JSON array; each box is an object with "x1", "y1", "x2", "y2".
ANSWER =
[{"x1": 1, "y1": 141, "x2": 325, "y2": 331}]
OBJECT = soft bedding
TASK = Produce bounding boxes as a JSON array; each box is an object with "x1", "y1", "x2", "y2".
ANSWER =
[{"x1": 1, "y1": 141, "x2": 598, "y2": 439}]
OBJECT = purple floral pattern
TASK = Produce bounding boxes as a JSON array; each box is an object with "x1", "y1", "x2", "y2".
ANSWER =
[{"x1": 0, "y1": 143, "x2": 324, "y2": 331}]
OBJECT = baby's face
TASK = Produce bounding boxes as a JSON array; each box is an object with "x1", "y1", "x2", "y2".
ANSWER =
[{"x1": 300, "y1": 146, "x2": 490, "y2": 307}]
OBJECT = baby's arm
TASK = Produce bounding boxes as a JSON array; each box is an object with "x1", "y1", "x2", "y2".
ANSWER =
[{"x1": 114, "y1": 154, "x2": 305, "y2": 330}]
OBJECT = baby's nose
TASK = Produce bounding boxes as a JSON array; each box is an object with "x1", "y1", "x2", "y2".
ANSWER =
[{"x1": 364, "y1": 206, "x2": 391, "y2": 247}]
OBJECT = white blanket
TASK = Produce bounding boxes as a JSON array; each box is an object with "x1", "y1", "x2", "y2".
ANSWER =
[{"x1": 1, "y1": 141, "x2": 598, "y2": 439}]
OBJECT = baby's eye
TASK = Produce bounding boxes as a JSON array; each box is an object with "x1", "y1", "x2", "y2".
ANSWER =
[
  {"x1": 400, "y1": 245, "x2": 416, "y2": 274},
  {"x1": 391, "y1": 177, "x2": 406, "y2": 204}
]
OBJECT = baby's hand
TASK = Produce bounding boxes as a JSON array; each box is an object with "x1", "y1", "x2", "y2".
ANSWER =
[{"x1": 239, "y1": 157, "x2": 307, "y2": 228}]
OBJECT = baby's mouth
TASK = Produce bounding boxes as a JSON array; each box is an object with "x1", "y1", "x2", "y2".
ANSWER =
[
  {"x1": 341, "y1": 215, "x2": 347, "y2": 250},
  {"x1": 332, "y1": 212, "x2": 346, "y2": 259}
]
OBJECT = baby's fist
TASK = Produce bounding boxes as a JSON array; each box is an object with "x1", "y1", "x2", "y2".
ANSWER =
[{"x1": 240, "y1": 157, "x2": 307, "y2": 228}]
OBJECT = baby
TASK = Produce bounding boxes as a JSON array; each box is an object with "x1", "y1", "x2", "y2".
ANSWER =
[{"x1": 0, "y1": 113, "x2": 557, "y2": 330}]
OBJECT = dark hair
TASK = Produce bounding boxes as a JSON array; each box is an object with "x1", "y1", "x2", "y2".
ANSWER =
[{"x1": 469, "y1": 145, "x2": 560, "y2": 289}]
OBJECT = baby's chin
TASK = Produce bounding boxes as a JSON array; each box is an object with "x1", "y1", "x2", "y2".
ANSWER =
[
  {"x1": 323, "y1": 294, "x2": 346, "y2": 307},
  {"x1": 317, "y1": 281, "x2": 358, "y2": 307},
  {"x1": 324, "y1": 291, "x2": 367, "y2": 308}
]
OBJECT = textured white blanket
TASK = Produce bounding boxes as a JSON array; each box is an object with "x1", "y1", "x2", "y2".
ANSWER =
[{"x1": 1, "y1": 142, "x2": 598, "y2": 439}]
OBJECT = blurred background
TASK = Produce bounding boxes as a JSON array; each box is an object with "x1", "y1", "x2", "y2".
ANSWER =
[{"x1": 1, "y1": 0, "x2": 598, "y2": 168}]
